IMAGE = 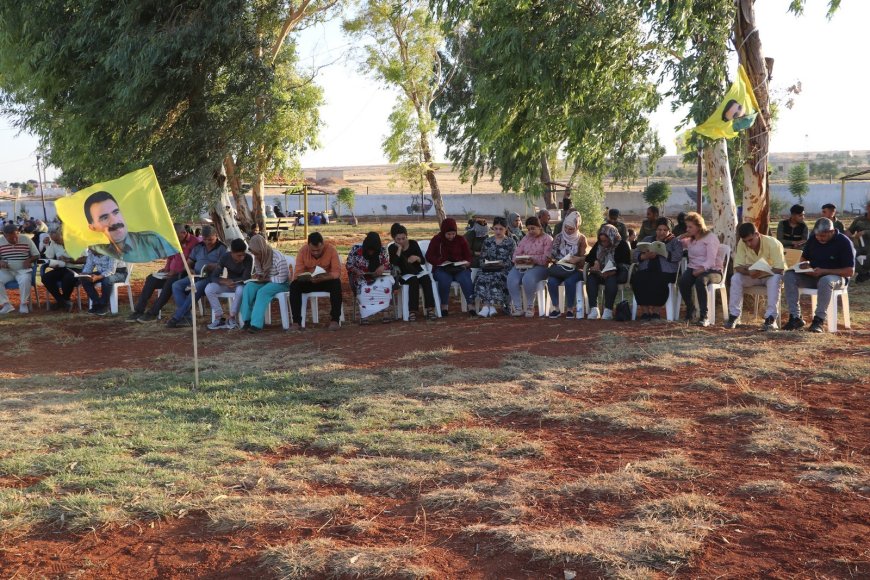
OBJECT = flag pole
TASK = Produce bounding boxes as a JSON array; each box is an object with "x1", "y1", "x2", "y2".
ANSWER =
[{"x1": 181, "y1": 258, "x2": 201, "y2": 390}]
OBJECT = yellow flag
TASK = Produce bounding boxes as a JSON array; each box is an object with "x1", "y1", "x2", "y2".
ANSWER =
[
  {"x1": 693, "y1": 65, "x2": 760, "y2": 140},
  {"x1": 55, "y1": 166, "x2": 181, "y2": 262}
]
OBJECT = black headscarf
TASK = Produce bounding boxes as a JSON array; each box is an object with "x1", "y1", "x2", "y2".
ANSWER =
[{"x1": 362, "y1": 231, "x2": 382, "y2": 272}]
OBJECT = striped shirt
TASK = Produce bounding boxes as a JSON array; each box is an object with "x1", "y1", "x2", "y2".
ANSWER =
[
  {"x1": 253, "y1": 249, "x2": 290, "y2": 284},
  {"x1": 0, "y1": 236, "x2": 39, "y2": 271}
]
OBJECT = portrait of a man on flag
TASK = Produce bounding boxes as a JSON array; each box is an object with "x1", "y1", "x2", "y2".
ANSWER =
[
  {"x1": 694, "y1": 65, "x2": 760, "y2": 140},
  {"x1": 55, "y1": 166, "x2": 181, "y2": 263}
]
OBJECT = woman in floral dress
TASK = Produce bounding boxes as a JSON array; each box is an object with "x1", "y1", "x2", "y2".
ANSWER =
[{"x1": 473, "y1": 217, "x2": 515, "y2": 317}]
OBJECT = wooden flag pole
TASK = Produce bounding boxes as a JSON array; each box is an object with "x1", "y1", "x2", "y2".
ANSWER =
[{"x1": 181, "y1": 258, "x2": 201, "y2": 390}]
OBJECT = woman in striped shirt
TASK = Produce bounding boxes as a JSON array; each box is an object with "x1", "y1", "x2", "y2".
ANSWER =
[{"x1": 240, "y1": 234, "x2": 290, "y2": 333}]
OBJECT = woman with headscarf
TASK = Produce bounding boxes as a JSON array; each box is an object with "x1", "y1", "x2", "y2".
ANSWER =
[
  {"x1": 507, "y1": 216, "x2": 553, "y2": 316},
  {"x1": 463, "y1": 215, "x2": 489, "y2": 268},
  {"x1": 389, "y1": 223, "x2": 437, "y2": 321},
  {"x1": 239, "y1": 234, "x2": 290, "y2": 333},
  {"x1": 347, "y1": 231, "x2": 393, "y2": 321},
  {"x1": 546, "y1": 211, "x2": 588, "y2": 318},
  {"x1": 507, "y1": 212, "x2": 525, "y2": 243},
  {"x1": 425, "y1": 218, "x2": 474, "y2": 317},
  {"x1": 631, "y1": 217, "x2": 683, "y2": 320},
  {"x1": 585, "y1": 224, "x2": 631, "y2": 320},
  {"x1": 473, "y1": 217, "x2": 515, "y2": 317}
]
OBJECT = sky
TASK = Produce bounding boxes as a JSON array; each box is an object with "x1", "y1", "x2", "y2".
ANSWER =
[{"x1": 0, "y1": 0, "x2": 866, "y2": 182}]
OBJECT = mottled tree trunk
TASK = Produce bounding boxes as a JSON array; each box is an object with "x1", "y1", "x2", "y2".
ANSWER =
[
  {"x1": 223, "y1": 155, "x2": 254, "y2": 231},
  {"x1": 251, "y1": 159, "x2": 267, "y2": 233},
  {"x1": 736, "y1": 0, "x2": 771, "y2": 234},
  {"x1": 210, "y1": 166, "x2": 245, "y2": 243},
  {"x1": 705, "y1": 139, "x2": 738, "y2": 251},
  {"x1": 421, "y1": 135, "x2": 446, "y2": 224},
  {"x1": 540, "y1": 154, "x2": 557, "y2": 209}
]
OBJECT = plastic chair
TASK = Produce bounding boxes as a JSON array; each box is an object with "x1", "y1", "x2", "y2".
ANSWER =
[
  {"x1": 704, "y1": 246, "x2": 731, "y2": 324},
  {"x1": 300, "y1": 255, "x2": 345, "y2": 328},
  {"x1": 580, "y1": 263, "x2": 631, "y2": 316},
  {"x1": 3, "y1": 263, "x2": 40, "y2": 310},
  {"x1": 798, "y1": 285, "x2": 851, "y2": 332},
  {"x1": 87, "y1": 265, "x2": 134, "y2": 314},
  {"x1": 631, "y1": 259, "x2": 684, "y2": 321},
  {"x1": 263, "y1": 254, "x2": 294, "y2": 329}
]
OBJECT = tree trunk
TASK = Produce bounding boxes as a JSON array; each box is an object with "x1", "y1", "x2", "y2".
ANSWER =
[
  {"x1": 736, "y1": 0, "x2": 771, "y2": 234},
  {"x1": 420, "y1": 135, "x2": 446, "y2": 224},
  {"x1": 223, "y1": 155, "x2": 254, "y2": 231},
  {"x1": 251, "y1": 159, "x2": 267, "y2": 233},
  {"x1": 540, "y1": 154, "x2": 557, "y2": 209},
  {"x1": 209, "y1": 166, "x2": 246, "y2": 243},
  {"x1": 705, "y1": 139, "x2": 738, "y2": 251}
]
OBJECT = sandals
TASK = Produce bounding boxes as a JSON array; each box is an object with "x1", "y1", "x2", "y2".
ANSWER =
[
  {"x1": 408, "y1": 311, "x2": 417, "y2": 322},
  {"x1": 427, "y1": 309, "x2": 438, "y2": 320}
]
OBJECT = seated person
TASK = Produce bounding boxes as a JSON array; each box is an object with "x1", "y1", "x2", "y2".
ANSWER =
[
  {"x1": 425, "y1": 218, "x2": 474, "y2": 317},
  {"x1": 239, "y1": 234, "x2": 290, "y2": 333},
  {"x1": 725, "y1": 222, "x2": 786, "y2": 331},
  {"x1": 507, "y1": 216, "x2": 553, "y2": 317},
  {"x1": 602, "y1": 208, "x2": 628, "y2": 242},
  {"x1": 206, "y1": 238, "x2": 253, "y2": 330},
  {"x1": 821, "y1": 203, "x2": 844, "y2": 234},
  {"x1": 288, "y1": 231, "x2": 342, "y2": 332},
  {"x1": 783, "y1": 218, "x2": 854, "y2": 333},
  {"x1": 630, "y1": 217, "x2": 682, "y2": 320},
  {"x1": 166, "y1": 225, "x2": 227, "y2": 328},
  {"x1": 777, "y1": 204, "x2": 809, "y2": 249},
  {"x1": 0, "y1": 223, "x2": 40, "y2": 314},
  {"x1": 848, "y1": 201, "x2": 870, "y2": 283},
  {"x1": 128, "y1": 223, "x2": 199, "y2": 323},
  {"x1": 389, "y1": 223, "x2": 437, "y2": 321},
  {"x1": 637, "y1": 206, "x2": 662, "y2": 242},
  {"x1": 347, "y1": 232, "x2": 393, "y2": 323},
  {"x1": 79, "y1": 248, "x2": 126, "y2": 316},
  {"x1": 474, "y1": 216, "x2": 515, "y2": 317},
  {"x1": 537, "y1": 209, "x2": 553, "y2": 236},
  {"x1": 677, "y1": 212, "x2": 723, "y2": 327},
  {"x1": 507, "y1": 212, "x2": 525, "y2": 243},
  {"x1": 672, "y1": 212, "x2": 688, "y2": 237},
  {"x1": 586, "y1": 224, "x2": 631, "y2": 320},
  {"x1": 41, "y1": 226, "x2": 85, "y2": 310},
  {"x1": 546, "y1": 211, "x2": 587, "y2": 318},
  {"x1": 463, "y1": 215, "x2": 489, "y2": 268}
]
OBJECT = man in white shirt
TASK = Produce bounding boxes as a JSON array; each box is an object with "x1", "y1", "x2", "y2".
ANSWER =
[{"x1": 0, "y1": 223, "x2": 40, "y2": 314}]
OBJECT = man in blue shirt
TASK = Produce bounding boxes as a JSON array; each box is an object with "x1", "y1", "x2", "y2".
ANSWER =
[
  {"x1": 166, "y1": 225, "x2": 227, "y2": 328},
  {"x1": 783, "y1": 218, "x2": 855, "y2": 333}
]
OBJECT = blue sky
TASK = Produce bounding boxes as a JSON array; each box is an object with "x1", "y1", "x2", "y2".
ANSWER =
[{"x1": 1, "y1": 0, "x2": 866, "y2": 181}]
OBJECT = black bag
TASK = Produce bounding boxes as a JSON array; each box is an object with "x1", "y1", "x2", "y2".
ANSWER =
[{"x1": 614, "y1": 300, "x2": 632, "y2": 322}]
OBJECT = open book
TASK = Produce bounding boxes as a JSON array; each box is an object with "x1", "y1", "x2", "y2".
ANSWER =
[
  {"x1": 636, "y1": 241, "x2": 669, "y2": 258},
  {"x1": 297, "y1": 265, "x2": 327, "y2": 280},
  {"x1": 73, "y1": 272, "x2": 94, "y2": 279},
  {"x1": 556, "y1": 255, "x2": 577, "y2": 268},
  {"x1": 601, "y1": 259, "x2": 616, "y2": 273},
  {"x1": 791, "y1": 261, "x2": 814, "y2": 274},
  {"x1": 748, "y1": 258, "x2": 775, "y2": 277},
  {"x1": 442, "y1": 260, "x2": 470, "y2": 267}
]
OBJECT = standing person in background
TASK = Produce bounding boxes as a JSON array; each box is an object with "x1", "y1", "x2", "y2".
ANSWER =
[
  {"x1": 507, "y1": 212, "x2": 525, "y2": 243},
  {"x1": 426, "y1": 218, "x2": 474, "y2": 317},
  {"x1": 507, "y1": 216, "x2": 553, "y2": 317},
  {"x1": 672, "y1": 212, "x2": 688, "y2": 237},
  {"x1": 239, "y1": 234, "x2": 290, "y2": 333},
  {"x1": 637, "y1": 206, "x2": 662, "y2": 242},
  {"x1": 464, "y1": 215, "x2": 489, "y2": 268},
  {"x1": 0, "y1": 223, "x2": 40, "y2": 314},
  {"x1": 677, "y1": 212, "x2": 723, "y2": 327},
  {"x1": 537, "y1": 210, "x2": 553, "y2": 236},
  {"x1": 206, "y1": 238, "x2": 253, "y2": 330},
  {"x1": 602, "y1": 208, "x2": 628, "y2": 242},
  {"x1": 777, "y1": 204, "x2": 809, "y2": 249}
]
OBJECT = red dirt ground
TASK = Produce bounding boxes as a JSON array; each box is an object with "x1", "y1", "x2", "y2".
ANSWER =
[{"x1": 1, "y1": 283, "x2": 868, "y2": 579}]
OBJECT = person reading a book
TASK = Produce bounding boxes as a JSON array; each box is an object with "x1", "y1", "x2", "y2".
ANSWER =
[
  {"x1": 776, "y1": 204, "x2": 809, "y2": 249},
  {"x1": 585, "y1": 223, "x2": 631, "y2": 320},
  {"x1": 783, "y1": 218, "x2": 855, "y2": 333},
  {"x1": 238, "y1": 234, "x2": 290, "y2": 333},
  {"x1": 425, "y1": 218, "x2": 474, "y2": 317},
  {"x1": 0, "y1": 223, "x2": 41, "y2": 314},
  {"x1": 724, "y1": 222, "x2": 786, "y2": 330},
  {"x1": 347, "y1": 232, "x2": 393, "y2": 323},
  {"x1": 166, "y1": 225, "x2": 227, "y2": 328},
  {"x1": 206, "y1": 238, "x2": 253, "y2": 330},
  {"x1": 546, "y1": 211, "x2": 587, "y2": 318},
  {"x1": 677, "y1": 212, "x2": 723, "y2": 327},
  {"x1": 507, "y1": 216, "x2": 553, "y2": 317},
  {"x1": 128, "y1": 223, "x2": 199, "y2": 323},
  {"x1": 388, "y1": 223, "x2": 437, "y2": 321},
  {"x1": 40, "y1": 226, "x2": 85, "y2": 311},
  {"x1": 78, "y1": 248, "x2": 126, "y2": 316},
  {"x1": 288, "y1": 231, "x2": 343, "y2": 332},
  {"x1": 630, "y1": 217, "x2": 682, "y2": 320},
  {"x1": 848, "y1": 201, "x2": 870, "y2": 283},
  {"x1": 474, "y1": 216, "x2": 516, "y2": 317}
]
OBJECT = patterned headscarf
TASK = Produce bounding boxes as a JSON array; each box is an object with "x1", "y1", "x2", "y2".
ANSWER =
[
  {"x1": 595, "y1": 223, "x2": 621, "y2": 268},
  {"x1": 507, "y1": 212, "x2": 523, "y2": 237}
]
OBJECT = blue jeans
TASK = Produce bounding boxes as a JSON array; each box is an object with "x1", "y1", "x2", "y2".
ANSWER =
[
  {"x1": 81, "y1": 271, "x2": 127, "y2": 307},
  {"x1": 432, "y1": 267, "x2": 473, "y2": 310},
  {"x1": 507, "y1": 265, "x2": 548, "y2": 311},
  {"x1": 547, "y1": 269, "x2": 581, "y2": 312},
  {"x1": 171, "y1": 277, "x2": 211, "y2": 321}
]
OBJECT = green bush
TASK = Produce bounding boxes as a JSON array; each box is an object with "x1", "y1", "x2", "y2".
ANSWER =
[{"x1": 643, "y1": 181, "x2": 671, "y2": 210}]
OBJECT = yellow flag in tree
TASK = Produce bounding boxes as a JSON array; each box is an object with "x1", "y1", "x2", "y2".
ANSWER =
[
  {"x1": 693, "y1": 65, "x2": 761, "y2": 140},
  {"x1": 55, "y1": 166, "x2": 181, "y2": 262}
]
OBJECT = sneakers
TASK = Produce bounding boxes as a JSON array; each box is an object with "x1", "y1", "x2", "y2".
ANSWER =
[
  {"x1": 19, "y1": 304, "x2": 29, "y2": 314},
  {"x1": 724, "y1": 315, "x2": 739, "y2": 329},
  {"x1": 601, "y1": 308, "x2": 613, "y2": 320},
  {"x1": 510, "y1": 306, "x2": 523, "y2": 317},
  {"x1": 166, "y1": 317, "x2": 191, "y2": 328},
  {"x1": 695, "y1": 317, "x2": 710, "y2": 327},
  {"x1": 208, "y1": 317, "x2": 227, "y2": 330},
  {"x1": 783, "y1": 315, "x2": 805, "y2": 331},
  {"x1": 587, "y1": 307, "x2": 600, "y2": 320},
  {"x1": 138, "y1": 312, "x2": 157, "y2": 323},
  {"x1": 762, "y1": 315, "x2": 778, "y2": 331},
  {"x1": 0, "y1": 303, "x2": 14, "y2": 315},
  {"x1": 478, "y1": 306, "x2": 494, "y2": 318},
  {"x1": 808, "y1": 316, "x2": 825, "y2": 333},
  {"x1": 328, "y1": 321, "x2": 341, "y2": 331},
  {"x1": 89, "y1": 304, "x2": 108, "y2": 316},
  {"x1": 225, "y1": 319, "x2": 238, "y2": 330},
  {"x1": 548, "y1": 309, "x2": 561, "y2": 319},
  {"x1": 126, "y1": 311, "x2": 142, "y2": 323},
  {"x1": 524, "y1": 308, "x2": 535, "y2": 318}
]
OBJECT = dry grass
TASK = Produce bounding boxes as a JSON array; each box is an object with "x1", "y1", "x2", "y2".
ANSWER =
[
  {"x1": 745, "y1": 418, "x2": 827, "y2": 455},
  {"x1": 682, "y1": 377, "x2": 727, "y2": 393},
  {"x1": 579, "y1": 402, "x2": 692, "y2": 437},
  {"x1": 634, "y1": 493, "x2": 728, "y2": 522},
  {"x1": 707, "y1": 405, "x2": 772, "y2": 421},
  {"x1": 740, "y1": 387, "x2": 807, "y2": 412},
  {"x1": 736, "y1": 480, "x2": 792, "y2": 496},
  {"x1": 630, "y1": 452, "x2": 706, "y2": 480},
  {"x1": 261, "y1": 538, "x2": 432, "y2": 579},
  {"x1": 397, "y1": 346, "x2": 457, "y2": 361},
  {"x1": 561, "y1": 469, "x2": 650, "y2": 499},
  {"x1": 798, "y1": 462, "x2": 869, "y2": 492}
]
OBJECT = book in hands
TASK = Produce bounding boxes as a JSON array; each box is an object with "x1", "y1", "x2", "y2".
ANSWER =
[
  {"x1": 556, "y1": 256, "x2": 577, "y2": 269},
  {"x1": 297, "y1": 265, "x2": 327, "y2": 280},
  {"x1": 635, "y1": 241, "x2": 668, "y2": 258},
  {"x1": 601, "y1": 259, "x2": 617, "y2": 273},
  {"x1": 442, "y1": 260, "x2": 469, "y2": 267},
  {"x1": 73, "y1": 272, "x2": 94, "y2": 279},
  {"x1": 791, "y1": 261, "x2": 814, "y2": 274},
  {"x1": 748, "y1": 258, "x2": 775, "y2": 277}
]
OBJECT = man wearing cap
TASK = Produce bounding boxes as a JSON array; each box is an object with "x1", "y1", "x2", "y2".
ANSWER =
[
  {"x1": 847, "y1": 201, "x2": 870, "y2": 283},
  {"x1": 783, "y1": 218, "x2": 854, "y2": 333},
  {"x1": 602, "y1": 208, "x2": 628, "y2": 242},
  {"x1": 776, "y1": 204, "x2": 809, "y2": 249}
]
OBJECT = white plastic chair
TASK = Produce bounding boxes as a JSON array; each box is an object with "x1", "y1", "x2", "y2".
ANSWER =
[
  {"x1": 705, "y1": 246, "x2": 730, "y2": 325},
  {"x1": 580, "y1": 263, "x2": 630, "y2": 317},
  {"x1": 263, "y1": 254, "x2": 294, "y2": 329},
  {"x1": 300, "y1": 255, "x2": 345, "y2": 328},
  {"x1": 88, "y1": 264, "x2": 134, "y2": 314},
  {"x1": 798, "y1": 285, "x2": 851, "y2": 332},
  {"x1": 631, "y1": 259, "x2": 684, "y2": 321}
]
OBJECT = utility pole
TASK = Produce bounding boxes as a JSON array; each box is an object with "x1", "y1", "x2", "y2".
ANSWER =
[
  {"x1": 36, "y1": 153, "x2": 48, "y2": 220},
  {"x1": 696, "y1": 147, "x2": 703, "y2": 214}
]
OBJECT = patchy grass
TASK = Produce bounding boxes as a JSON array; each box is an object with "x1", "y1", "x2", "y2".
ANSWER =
[
  {"x1": 682, "y1": 377, "x2": 727, "y2": 393},
  {"x1": 707, "y1": 405, "x2": 772, "y2": 421},
  {"x1": 746, "y1": 418, "x2": 827, "y2": 455},
  {"x1": 579, "y1": 402, "x2": 693, "y2": 437},
  {"x1": 736, "y1": 480, "x2": 792, "y2": 496},
  {"x1": 798, "y1": 462, "x2": 870, "y2": 493},
  {"x1": 397, "y1": 346, "x2": 457, "y2": 361},
  {"x1": 740, "y1": 387, "x2": 807, "y2": 412}
]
